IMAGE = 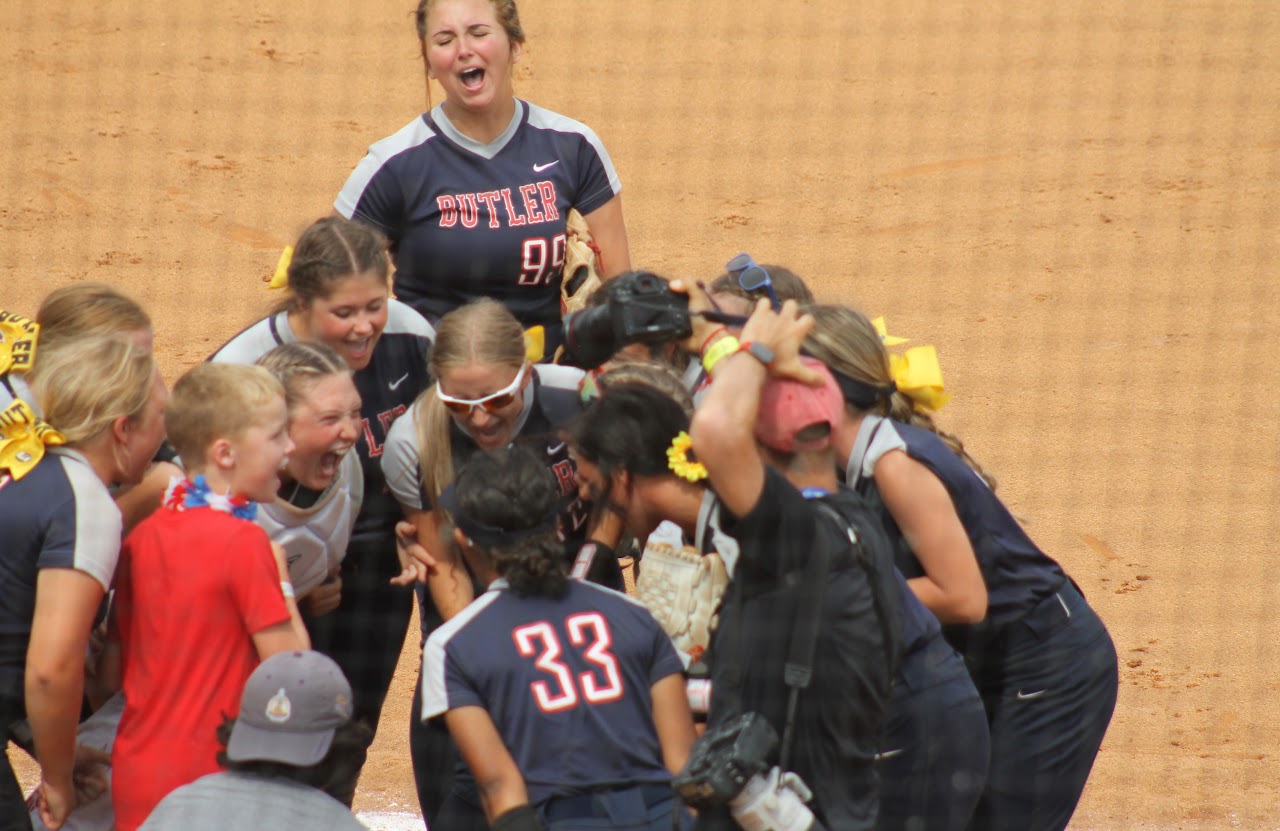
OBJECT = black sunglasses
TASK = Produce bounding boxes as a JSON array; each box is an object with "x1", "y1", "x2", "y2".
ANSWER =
[{"x1": 725, "y1": 253, "x2": 781, "y2": 311}]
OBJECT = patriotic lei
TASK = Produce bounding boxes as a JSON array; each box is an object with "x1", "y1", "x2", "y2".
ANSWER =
[{"x1": 163, "y1": 474, "x2": 258, "y2": 521}]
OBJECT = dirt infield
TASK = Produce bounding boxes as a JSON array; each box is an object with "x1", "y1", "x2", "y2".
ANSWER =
[{"x1": 4, "y1": 1, "x2": 1279, "y2": 827}]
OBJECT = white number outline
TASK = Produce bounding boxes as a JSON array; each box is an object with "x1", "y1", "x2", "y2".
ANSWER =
[{"x1": 512, "y1": 612, "x2": 624, "y2": 712}]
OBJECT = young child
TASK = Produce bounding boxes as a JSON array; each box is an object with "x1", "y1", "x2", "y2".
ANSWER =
[{"x1": 109, "y1": 363, "x2": 310, "y2": 831}]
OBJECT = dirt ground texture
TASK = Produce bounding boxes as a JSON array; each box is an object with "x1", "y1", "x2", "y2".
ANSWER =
[{"x1": 4, "y1": 0, "x2": 1279, "y2": 828}]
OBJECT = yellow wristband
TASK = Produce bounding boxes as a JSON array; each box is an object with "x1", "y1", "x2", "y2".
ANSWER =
[{"x1": 701, "y1": 335, "x2": 741, "y2": 374}]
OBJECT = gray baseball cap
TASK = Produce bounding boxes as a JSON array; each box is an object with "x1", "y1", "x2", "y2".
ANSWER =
[{"x1": 225, "y1": 650, "x2": 354, "y2": 766}]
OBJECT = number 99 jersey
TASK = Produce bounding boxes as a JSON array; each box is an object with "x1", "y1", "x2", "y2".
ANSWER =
[
  {"x1": 335, "y1": 100, "x2": 621, "y2": 345},
  {"x1": 422, "y1": 578, "x2": 683, "y2": 805}
]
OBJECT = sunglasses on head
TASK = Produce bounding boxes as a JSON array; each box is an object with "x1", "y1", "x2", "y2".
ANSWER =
[
  {"x1": 436, "y1": 363, "x2": 528, "y2": 416},
  {"x1": 725, "y1": 253, "x2": 781, "y2": 311}
]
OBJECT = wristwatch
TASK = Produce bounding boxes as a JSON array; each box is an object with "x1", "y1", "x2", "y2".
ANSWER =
[{"x1": 738, "y1": 341, "x2": 775, "y2": 368}]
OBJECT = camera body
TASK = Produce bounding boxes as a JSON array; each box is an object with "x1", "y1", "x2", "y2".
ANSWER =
[
  {"x1": 562, "y1": 271, "x2": 692, "y2": 369},
  {"x1": 672, "y1": 713, "x2": 777, "y2": 810}
]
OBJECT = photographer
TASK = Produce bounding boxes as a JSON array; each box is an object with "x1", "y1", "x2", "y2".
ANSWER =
[
  {"x1": 681, "y1": 297, "x2": 900, "y2": 830},
  {"x1": 570, "y1": 297, "x2": 899, "y2": 830}
]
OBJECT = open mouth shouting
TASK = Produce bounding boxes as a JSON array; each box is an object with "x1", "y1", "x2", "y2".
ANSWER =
[{"x1": 458, "y1": 66, "x2": 486, "y2": 92}]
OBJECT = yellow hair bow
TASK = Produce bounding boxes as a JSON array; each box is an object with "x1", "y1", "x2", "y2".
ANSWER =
[
  {"x1": 0, "y1": 399, "x2": 66, "y2": 481},
  {"x1": 267, "y1": 245, "x2": 294, "y2": 290},
  {"x1": 889, "y1": 345, "x2": 950, "y2": 412},
  {"x1": 872, "y1": 316, "x2": 909, "y2": 347},
  {"x1": 523, "y1": 326, "x2": 546, "y2": 364},
  {"x1": 0, "y1": 311, "x2": 38, "y2": 376}
]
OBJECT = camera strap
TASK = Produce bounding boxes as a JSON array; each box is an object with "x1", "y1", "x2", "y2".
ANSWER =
[{"x1": 777, "y1": 500, "x2": 837, "y2": 773}]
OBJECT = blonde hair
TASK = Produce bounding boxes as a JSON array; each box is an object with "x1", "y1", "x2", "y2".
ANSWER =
[
  {"x1": 36, "y1": 282, "x2": 151, "y2": 351},
  {"x1": 414, "y1": 299, "x2": 525, "y2": 515},
  {"x1": 166, "y1": 363, "x2": 284, "y2": 464},
  {"x1": 29, "y1": 335, "x2": 156, "y2": 446},
  {"x1": 256, "y1": 341, "x2": 352, "y2": 417},
  {"x1": 804, "y1": 304, "x2": 996, "y2": 490}
]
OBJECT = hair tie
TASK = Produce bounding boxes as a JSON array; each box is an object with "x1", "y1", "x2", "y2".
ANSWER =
[
  {"x1": 888, "y1": 346, "x2": 950, "y2": 412},
  {"x1": 0, "y1": 399, "x2": 66, "y2": 481},
  {"x1": 267, "y1": 245, "x2": 294, "y2": 290},
  {"x1": 666, "y1": 431, "x2": 708, "y2": 482},
  {"x1": 0, "y1": 311, "x2": 39, "y2": 376}
]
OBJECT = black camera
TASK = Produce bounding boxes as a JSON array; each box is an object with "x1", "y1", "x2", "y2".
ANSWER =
[
  {"x1": 672, "y1": 712, "x2": 777, "y2": 810},
  {"x1": 561, "y1": 271, "x2": 692, "y2": 369}
]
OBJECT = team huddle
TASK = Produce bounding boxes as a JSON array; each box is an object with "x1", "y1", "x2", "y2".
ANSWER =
[{"x1": 1, "y1": 1, "x2": 1120, "y2": 831}]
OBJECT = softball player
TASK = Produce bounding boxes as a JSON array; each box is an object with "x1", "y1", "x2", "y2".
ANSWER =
[
  {"x1": 422, "y1": 445, "x2": 693, "y2": 831},
  {"x1": 379, "y1": 298, "x2": 614, "y2": 824},
  {"x1": 0, "y1": 335, "x2": 166, "y2": 831},
  {"x1": 254, "y1": 342, "x2": 364, "y2": 610},
  {"x1": 0, "y1": 283, "x2": 152, "y2": 414},
  {"x1": 211, "y1": 216, "x2": 434, "y2": 786},
  {"x1": 805, "y1": 305, "x2": 1119, "y2": 831},
  {"x1": 334, "y1": 0, "x2": 630, "y2": 358}
]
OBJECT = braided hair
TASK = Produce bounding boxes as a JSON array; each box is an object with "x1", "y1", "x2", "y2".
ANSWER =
[{"x1": 451, "y1": 445, "x2": 567, "y2": 598}]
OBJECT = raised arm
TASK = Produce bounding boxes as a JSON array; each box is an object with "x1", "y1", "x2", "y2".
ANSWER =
[{"x1": 689, "y1": 299, "x2": 822, "y2": 519}]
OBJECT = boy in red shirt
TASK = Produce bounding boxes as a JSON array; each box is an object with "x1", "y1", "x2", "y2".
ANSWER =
[{"x1": 109, "y1": 363, "x2": 310, "y2": 831}]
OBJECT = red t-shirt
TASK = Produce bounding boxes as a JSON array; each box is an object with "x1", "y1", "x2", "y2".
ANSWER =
[{"x1": 110, "y1": 506, "x2": 290, "y2": 831}]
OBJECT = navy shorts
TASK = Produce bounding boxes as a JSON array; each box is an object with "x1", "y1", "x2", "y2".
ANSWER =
[
  {"x1": 965, "y1": 581, "x2": 1119, "y2": 831},
  {"x1": 878, "y1": 635, "x2": 990, "y2": 831}
]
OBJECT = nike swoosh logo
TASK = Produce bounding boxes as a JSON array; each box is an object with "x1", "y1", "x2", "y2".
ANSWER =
[
  {"x1": 547, "y1": 441, "x2": 566, "y2": 455},
  {"x1": 1016, "y1": 689, "x2": 1047, "y2": 700},
  {"x1": 533, "y1": 160, "x2": 559, "y2": 172},
  {"x1": 389, "y1": 373, "x2": 409, "y2": 391}
]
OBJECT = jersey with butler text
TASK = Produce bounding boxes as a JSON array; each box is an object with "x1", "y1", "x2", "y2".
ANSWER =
[
  {"x1": 422, "y1": 579, "x2": 681, "y2": 806},
  {"x1": 335, "y1": 101, "x2": 621, "y2": 335}
]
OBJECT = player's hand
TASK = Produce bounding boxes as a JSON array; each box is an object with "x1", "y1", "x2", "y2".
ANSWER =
[
  {"x1": 36, "y1": 776, "x2": 76, "y2": 830},
  {"x1": 739, "y1": 299, "x2": 824, "y2": 385},
  {"x1": 71, "y1": 744, "x2": 111, "y2": 806},
  {"x1": 301, "y1": 569, "x2": 343, "y2": 617},
  {"x1": 667, "y1": 278, "x2": 724, "y2": 355},
  {"x1": 391, "y1": 520, "x2": 437, "y2": 586}
]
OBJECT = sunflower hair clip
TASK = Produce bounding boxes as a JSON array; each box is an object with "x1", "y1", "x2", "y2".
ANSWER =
[{"x1": 666, "y1": 431, "x2": 708, "y2": 483}]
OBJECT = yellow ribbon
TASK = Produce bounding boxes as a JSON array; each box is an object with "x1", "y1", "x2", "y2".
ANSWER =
[
  {"x1": 0, "y1": 311, "x2": 39, "y2": 376},
  {"x1": 267, "y1": 245, "x2": 294, "y2": 290},
  {"x1": 872, "y1": 316, "x2": 909, "y2": 347},
  {"x1": 889, "y1": 345, "x2": 950, "y2": 412},
  {"x1": 0, "y1": 399, "x2": 66, "y2": 481},
  {"x1": 523, "y1": 326, "x2": 546, "y2": 364}
]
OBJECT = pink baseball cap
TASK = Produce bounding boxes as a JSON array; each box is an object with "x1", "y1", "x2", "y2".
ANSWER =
[{"x1": 755, "y1": 357, "x2": 844, "y2": 453}]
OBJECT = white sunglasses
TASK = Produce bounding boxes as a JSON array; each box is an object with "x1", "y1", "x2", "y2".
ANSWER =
[{"x1": 436, "y1": 363, "x2": 529, "y2": 416}]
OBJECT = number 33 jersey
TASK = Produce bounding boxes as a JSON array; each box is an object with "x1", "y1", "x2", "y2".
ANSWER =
[
  {"x1": 422, "y1": 578, "x2": 682, "y2": 803},
  {"x1": 335, "y1": 100, "x2": 621, "y2": 333}
]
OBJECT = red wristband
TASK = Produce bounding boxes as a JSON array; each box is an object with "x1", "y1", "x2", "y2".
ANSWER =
[{"x1": 699, "y1": 326, "x2": 729, "y2": 354}]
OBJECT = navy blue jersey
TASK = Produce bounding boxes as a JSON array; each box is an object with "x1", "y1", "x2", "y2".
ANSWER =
[
  {"x1": 422, "y1": 579, "x2": 681, "y2": 805},
  {"x1": 382, "y1": 364, "x2": 590, "y2": 540},
  {"x1": 0, "y1": 448, "x2": 120, "y2": 700},
  {"x1": 335, "y1": 101, "x2": 621, "y2": 340},
  {"x1": 210, "y1": 302, "x2": 434, "y2": 541},
  {"x1": 844, "y1": 415, "x2": 1067, "y2": 643}
]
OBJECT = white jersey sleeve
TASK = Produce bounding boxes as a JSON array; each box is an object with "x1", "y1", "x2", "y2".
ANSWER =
[{"x1": 381, "y1": 400, "x2": 425, "y2": 512}]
